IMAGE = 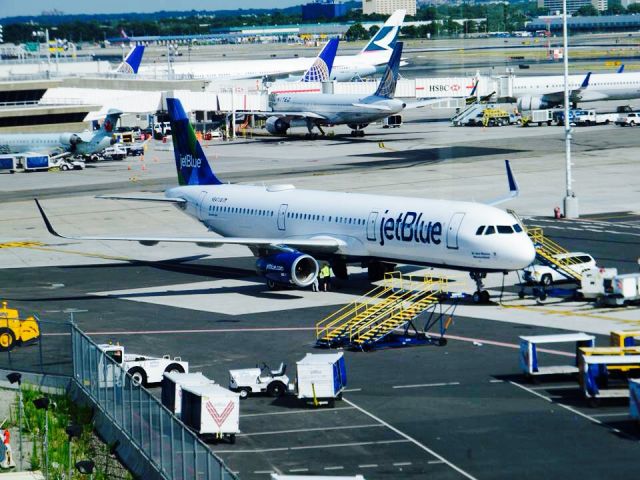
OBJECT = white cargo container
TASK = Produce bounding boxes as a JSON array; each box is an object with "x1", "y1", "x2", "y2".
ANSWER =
[
  {"x1": 161, "y1": 371, "x2": 214, "y2": 416},
  {"x1": 580, "y1": 267, "x2": 618, "y2": 299},
  {"x1": 530, "y1": 109, "x2": 553, "y2": 126},
  {"x1": 605, "y1": 273, "x2": 640, "y2": 306},
  {"x1": 181, "y1": 384, "x2": 240, "y2": 443},
  {"x1": 296, "y1": 353, "x2": 347, "y2": 407}
]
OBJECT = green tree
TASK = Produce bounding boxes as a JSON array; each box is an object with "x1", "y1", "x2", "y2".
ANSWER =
[
  {"x1": 345, "y1": 23, "x2": 368, "y2": 41},
  {"x1": 575, "y1": 4, "x2": 599, "y2": 15},
  {"x1": 627, "y1": 2, "x2": 640, "y2": 11}
]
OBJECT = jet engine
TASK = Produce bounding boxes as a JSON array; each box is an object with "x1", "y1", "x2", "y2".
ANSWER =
[
  {"x1": 517, "y1": 96, "x2": 550, "y2": 111},
  {"x1": 59, "y1": 133, "x2": 83, "y2": 149},
  {"x1": 256, "y1": 251, "x2": 319, "y2": 288},
  {"x1": 265, "y1": 116, "x2": 290, "y2": 135}
]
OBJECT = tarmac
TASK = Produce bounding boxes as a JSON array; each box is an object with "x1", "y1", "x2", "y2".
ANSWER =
[{"x1": 1, "y1": 82, "x2": 640, "y2": 478}]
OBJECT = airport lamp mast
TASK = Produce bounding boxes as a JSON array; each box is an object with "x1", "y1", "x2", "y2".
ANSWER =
[{"x1": 563, "y1": 0, "x2": 579, "y2": 218}]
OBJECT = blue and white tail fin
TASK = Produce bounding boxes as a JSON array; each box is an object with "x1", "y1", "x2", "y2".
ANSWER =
[
  {"x1": 359, "y1": 9, "x2": 405, "y2": 55},
  {"x1": 617, "y1": 64, "x2": 625, "y2": 73},
  {"x1": 166, "y1": 97, "x2": 222, "y2": 186},
  {"x1": 373, "y1": 42, "x2": 403, "y2": 99},
  {"x1": 115, "y1": 45, "x2": 145, "y2": 74},
  {"x1": 301, "y1": 38, "x2": 339, "y2": 82}
]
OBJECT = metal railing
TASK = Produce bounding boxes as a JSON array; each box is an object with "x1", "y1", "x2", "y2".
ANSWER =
[{"x1": 71, "y1": 325, "x2": 237, "y2": 480}]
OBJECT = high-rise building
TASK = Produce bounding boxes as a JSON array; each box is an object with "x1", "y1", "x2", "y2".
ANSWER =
[
  {"x1": 362, "y1": 0, "x2": 417, "y2": 16},
  {"x1": 302, "y1": 1, "x2": 349, "y2": 21},
  {"x1": 538, "y1": 0, "x2": 607, "y2": 13}
]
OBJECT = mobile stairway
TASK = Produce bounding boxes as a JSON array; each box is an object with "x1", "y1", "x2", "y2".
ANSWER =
[
  {"x1": 527, "y1": 227, "x2": 584, "y2": 284},
  {"x1": 315, "y1": 272, "x2": 456, "y2": 351}
]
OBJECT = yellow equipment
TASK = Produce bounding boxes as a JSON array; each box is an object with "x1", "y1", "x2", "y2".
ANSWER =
[
  {"x1": 610, "y1": 330, "x2": 640, "y2": 348},
  {"x1": 579, "y1": 346, "x2": 640, "y2": 373},
  {"x1": 0, "y1": 301, "x2": 40, "y2": 352}
]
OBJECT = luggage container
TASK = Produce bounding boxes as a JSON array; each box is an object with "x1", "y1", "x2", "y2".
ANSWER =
[
  {"x1": 580, "y1": 267, "x2": 617, "y2": 299},
  {"x1": 23, "y1": 154, "x2": 50, "y2": 172},
  {"x1": 630, "y1": 379, "x2": 640, "y2": 422},
  {"x1": 519, "y1": 333, "x2": 595, "y2": 378},
  {"x1": 161, "y1": 371, "x2": 214, "y2": 417},
  {"x1": 181, "y1": 384, "x2": 239, "y2": 443},
  {"x1": 579, "y1": 354, "x2": 640, "y2": 406},
  {"x1": 603, "y1": 273, "x2": 640, "y2": 306},
  {"x1": 610, "y1": 330, "x2": 640, "y2": 348},
  {"x1": 296, "y1": 353, "x2": 346, "y2": 407},
  {"x1": 0, "y1": 155, "x2": 17, "y2": 173},
  {"x1": 579, "y1": 346, "x2": 640, "y2": 373}
]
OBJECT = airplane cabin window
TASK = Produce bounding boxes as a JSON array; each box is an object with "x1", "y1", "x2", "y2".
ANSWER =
[
  {"x1": 485, "y1": 226, "x2": 496, "y2": 235},
  {"x1": 476, "y1": 226, "x2": 485, "y2": 235}
]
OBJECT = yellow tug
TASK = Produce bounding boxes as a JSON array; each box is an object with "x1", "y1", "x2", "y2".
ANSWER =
[{"x1": 0, "y1": 301, "x2": 40, "y2": 352}]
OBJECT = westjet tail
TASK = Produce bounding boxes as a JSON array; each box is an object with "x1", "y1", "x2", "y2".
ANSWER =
[
  {"x1": 114, "y1": 45, "x2": 145, "y2": 74},
  {"x1": 35, "y1": 96, "x2": 535, "y2": 303}
]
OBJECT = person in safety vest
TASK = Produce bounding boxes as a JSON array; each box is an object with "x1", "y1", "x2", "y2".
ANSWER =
[{"x1": 318, "y1": 263, "x2": 332, "y2": 292}]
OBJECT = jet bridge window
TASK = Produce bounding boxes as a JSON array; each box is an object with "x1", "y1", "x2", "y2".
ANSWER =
[
  {"x1": 497, "y1": 225, "x2": 514, "y2": 234},
  {"x1": 484, "y1": 226, "x2": 496, "y2": 235},
  {"x1": 476, "y1": 226, "x2": 485, "y2": 235}
]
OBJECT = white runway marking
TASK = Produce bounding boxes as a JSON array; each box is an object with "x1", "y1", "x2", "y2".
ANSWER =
[
  {"x1": 289, "y1": 468, "x2": 309, "y2": 473},
  {"x1": 239, "y1": 424, "x2": 382, "y2": 437},
  {"x1": 324, "y1": 466, "x2": 344, "y2": 471},
  {"x1": 214, "y1": 439, "x2": 409, "y2": 454},
  {"x1": 393, "y1": 462, "x2": 413, "y2": 466},
  {"x1": 392, "y1": 382, "x2": 460, "y2": 389},
  {"x1": 358, "y1": 464, "x2": 378, "y2": 468},
  {"x1": 343, "y1": 398, "x2": 478, "y2": 480},
  {"x1": 241, "y1": 406, "x2": 355, "y2": 418}
]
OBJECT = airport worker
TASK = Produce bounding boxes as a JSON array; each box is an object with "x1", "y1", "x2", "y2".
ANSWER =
[{"x1": 319, "y1": 263, "x2": 332, "y2": 292}]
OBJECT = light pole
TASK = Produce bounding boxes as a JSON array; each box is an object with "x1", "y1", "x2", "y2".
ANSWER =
[
  {"x1": 562, "y1": 0, "x2": 579, "y2": 218},
  {"x1": 6, "y1": 373, "x2": 22, "y2": 471},
  {"x1": 33, "y1": 397, "x2": 50, "y2": 480}
]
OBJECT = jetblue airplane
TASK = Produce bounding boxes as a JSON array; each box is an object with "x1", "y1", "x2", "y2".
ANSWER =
[
  {"x1": 113, "y1": 45, "x2": 145, "y2": 74},
  {"x1": 135, "y1": 11, "x2": 405, "y2": 82},
  {"x1": 515, "y1": 71, "x2": 640, "y2": 110},
  {"x1": 36, "y1": 98, "x2": 535, "y2": 303},
  {"x1": 0, "y1": 110, "x2": 121, "y2": 158}
]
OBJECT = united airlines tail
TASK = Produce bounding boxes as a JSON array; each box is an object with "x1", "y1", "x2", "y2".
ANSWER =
[
  {"x1": 115, "y1": 45, "x2": 145, "y2": 74},
  {"x1": 167, "y1": 97, "x2": 222, "y2": 186},
  {"x1": 360, "y1": 9, "x2": 405, "y2": 54},
  {"x1": 373, "y1": 42, "x2": 403, "y2": 99},
  {"x1": 301, "y1": 38, "x2": 339, "y2": 82}
]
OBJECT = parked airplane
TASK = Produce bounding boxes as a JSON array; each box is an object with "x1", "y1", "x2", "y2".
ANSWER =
[
  {"x1": 296, "y1": 38, "x2": 339, "y2": 82},
  {"x1": 114, "y1": 45, "x2": 145, "y2": 74},
  {"x1": 0, "y1": 110, "x2": 121, "y2": 158},
  {"x1": 35, "y1": 98, "x2": 536, "y2": 303},
  {"x1": 135, "y1": 10, "x2": 405, "y2": 82},
  {"x1": 515, "y1": 71, "x2": 640, "y2": 110}
]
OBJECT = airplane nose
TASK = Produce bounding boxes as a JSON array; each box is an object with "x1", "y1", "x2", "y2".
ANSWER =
[{"x1": 518, "y1": 237, "x2": 537, "y2": 269}]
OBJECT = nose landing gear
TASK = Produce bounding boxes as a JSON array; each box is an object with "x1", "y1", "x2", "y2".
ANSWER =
[{"x1": 470, "y1": 271, "x2": 490, "y2": 304}]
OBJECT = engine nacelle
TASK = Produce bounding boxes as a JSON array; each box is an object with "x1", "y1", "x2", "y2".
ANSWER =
[
  {"x1": 265, "y1": 116, "x2": 290, "y2": 135},
  {"x1": 59, "y1": 133, "x2": 83, "y2": 147},
  {"x1": 256, "y1": 251, "x2": 319, "y2": 288},
  {"x1": 517, "y1": 96, "x2": 549, "y2": 111}
]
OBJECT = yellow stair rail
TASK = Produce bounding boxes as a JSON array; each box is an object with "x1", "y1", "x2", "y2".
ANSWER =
[{"x1": 527, "y1": 227, "x2": 584, "y2": 282}]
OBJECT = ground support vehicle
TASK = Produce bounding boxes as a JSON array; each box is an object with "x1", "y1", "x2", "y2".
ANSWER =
[
  {"x1": 482, "y1": 107, "x2": 513, "y2": 127},
  {"x1": 296, "y1": 353, "x2": 347, "y2": 407},
  {"x1": 181, "y1": 384, "x2": 239, "y2": 443},
  {"x1": 382, "y1": 115, "x2": 402, "y2": 128},
  {"x1": 615, "y1": 112, "x2": 640, "y2": 126},
  {"x1": 630, "y1": 379, "x2": 640, "y2": 422},
  {"x1": 0, "y1": 301, "x2": 40, "y2": 352},
  {"x1": 580, "y1": 267, "x2": 618, "y2": 299},
  {"x1": 126, "y1": 143, "x2": 145, "y2": 156},
  {"x1": 553, "y1": 109, "x2": 597, "y2": 126},
  {"x1": 162, "y1": 371, "x2": 214, "y2": 417},
  {"x1": 595, "y1": 105, "x2": 632, "y2": 125},
  {"x1": 521, "y1": 109, "x2": 553, "y2": 126},
  {"x1": 523, "y1": 252, "x2": 595, "y2": 287},
  {"x1": 519, "y1": 333, "x2": 595, "y2": 379},
  {"x1": 580, "y1": 269, "x2": 640, "y2": 306},
  {"x1": 579, "y1": 354, "x2": 640, "y2": 406},
  {"x1": 98, "y1": 344, "x2": 188, "y2": 386},
  {"x1": 0, "y1": 155, "x2": 17, "y2": 173},
  {"x1": 50, "y1": 157, "x2": 85, "y2": 171},
  {"x1": 229, "y1": 362, "x2": 289, "y2": 399},
  {"x1": 579, "y1": 346, "x2": 640, "y2": 373},
  {"x1": 100, "y1": 144, "x2": 127, "y2": 161}
]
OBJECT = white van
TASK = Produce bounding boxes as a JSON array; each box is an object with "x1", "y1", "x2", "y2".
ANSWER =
[{"x1": 523, "y1": 252, "x2": 596, "y2": 286}]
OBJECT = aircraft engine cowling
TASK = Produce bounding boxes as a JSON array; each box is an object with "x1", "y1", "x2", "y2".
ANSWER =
[
  {"x1": 256, "y1": 251, "x2": 319, "y2": 288},
  {"x1": 59, "y1": 133, "x2": 83, "y2": 147},
  {"x1": 517, "y1": 96, "x2": 549, "y2": 111},
  {"x1": 265, "y1": 116, "x2": 290, "y2": 135}
]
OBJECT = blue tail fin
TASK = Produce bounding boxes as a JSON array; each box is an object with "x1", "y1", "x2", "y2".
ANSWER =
[
  {"x1": 374, "y1": 42, "x2": 403, "y2": 99},
  {"x1": 116, "y1": 45, "x2": 145, "y2": 74},
  {"x1": 301, "y1": 38, "x2": 339, "y2": 82},
  {"x1": 580, "y1": 72, "x2": 591, "y2": 89},
  {"x1": 166, "y1": 98, "x2": 222, "y2": 186},
  {"x1": 360, "y1": 9, "x2": 405, "y2": 54},
  {"x1": 617, "y1": 64, "x2": 624, "y2": 73}
]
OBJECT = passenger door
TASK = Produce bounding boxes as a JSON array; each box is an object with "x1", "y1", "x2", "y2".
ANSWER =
[
  {"x1": 366, "y1": 211, "x2": 379, "y2": 241},
  {"x1": 277, "y1": 204, "x2": 288, "y2": 231},
  {"x1": 446, "y1": 212, "x2": 465, "y2": 250}
]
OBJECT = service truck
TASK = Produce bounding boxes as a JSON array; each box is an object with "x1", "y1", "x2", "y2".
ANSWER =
[
  {"x1": 181, "y1": 384, "x2": 240, "y2": 443},
  {"x1": 98, "y1": 344, "x2": 188, "y2": 386},
  {"x1": 616, "y1": 112, "x2": 640, "y2": 126},
  {"x1": 596, "y1": 105, "x2": 633, "y2": 124}
]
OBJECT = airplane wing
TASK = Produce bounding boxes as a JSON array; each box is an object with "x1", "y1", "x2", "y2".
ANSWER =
[
  {"x1": 241, "y1": 111, "x2": 327, "y2": 120},
  {"x1": 486, "y1": 160, "x2": 519, "y2": 206},
  {"x1": 403, "y1": 98, "x2": 452, "y2": 109},
  {"x1": 97, "y1": 195, "x2": 187, "y2": 204},
  {"x1": 35, "y1": 199, "x2": 342, "y2": 253},
  {"x1": 539, "y1": 72, "x2": 592, "y2": 105}
]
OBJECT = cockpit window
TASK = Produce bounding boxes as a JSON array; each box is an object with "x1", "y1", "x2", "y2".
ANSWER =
[
  {"x1": 497, "y1": 225, "x2": 514, "y2": 234},
  {"x1": 484, "y1": 226, "x2": 496, "y2": 235},
  {"x1": 513, "y1": 224, "x2": 523, "y2": 233},
  {"x1": 475, "y1": 226, "x2": 485, "y2": 235}
]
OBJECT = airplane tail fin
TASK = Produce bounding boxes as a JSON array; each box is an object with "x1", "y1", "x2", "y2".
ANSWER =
[
  {"x1": 580, "y1": 72, "x2": 591, "y2": 89},
  {"x1": 96, "y1": 109, "x2": 123, "y2": 136},
  {"x1": 115, "y1": 45, "x2": 145, "y2": 74},
  {"x1": 301, "y1": 37, "x2": 339, "y2": 82},
  {"x1": 373, "y1": 42, "x2": 403, "y2": 99},
  {"x1": 166, "y1": 97, "x2": 222, "y2": 186},
  {"x1": 359, "y1": 9, "x2": 405, "y2": 55},
  {"x1": 617, "y1": 64, "x2": 625, "y2": 73}
]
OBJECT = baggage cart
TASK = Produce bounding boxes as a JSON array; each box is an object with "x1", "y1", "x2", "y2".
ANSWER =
[
  {"x1": 579, "y1": 346, "x2": 640, "y2": 373},
  {"x1": 0, "y1": 155, "x2": 17, "y2": 173},
  {"x1": 23, "y1": 154, "x2": 50, "y2": 172},
  {"x1": 579, "y1": 354, "x2": 640, "y2": 406},
  {"x1": 519, "y1": 333, "x2": 595, "y2": 378},
  {"x1": 181, "y1": 384, "x2": 239, "y2": 443},
  {"x1": 296, "y1": 353, "x2": 347, "y2": 407},
  {"x1": 161, "y1": 371, "x2": 214, "y2": 417},
  {"x1": 610, "y1": 330, "x2": 640, "y2": 348},
  {"x1": 630, "y1": 379, "x2": 640, "y2": 422}
]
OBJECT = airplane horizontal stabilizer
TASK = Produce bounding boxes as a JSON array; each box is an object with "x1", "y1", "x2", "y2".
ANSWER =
[{"x1": 97, "y1": 195, "x2": 186, "y2": 203}]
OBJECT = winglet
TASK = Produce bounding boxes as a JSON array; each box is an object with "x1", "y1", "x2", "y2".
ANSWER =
[
  {"x1": 486, "y1": 160, "x2": 519, "y2": 206},
  {"x1": 617, "y1": 64, "x2": 624, "y2": 73},
  {"x1": 34, "y1": 199, "x2": 64, "y2": 239},
  {"x1": 581, "y1": 72, "x2": 591, "y2": 89}
]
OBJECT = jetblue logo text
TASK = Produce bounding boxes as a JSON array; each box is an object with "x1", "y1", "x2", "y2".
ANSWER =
[
  {"x1": 378, "y1": 211, "x2": 442, "y2": 247},
  {"x1": 180, "y1": 154, "x2": 201, "y2": 169}
]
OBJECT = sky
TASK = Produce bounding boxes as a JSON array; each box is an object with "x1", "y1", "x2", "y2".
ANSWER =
[{"x1": 0, "y1": 0, "x2": 304, "y2": 18}]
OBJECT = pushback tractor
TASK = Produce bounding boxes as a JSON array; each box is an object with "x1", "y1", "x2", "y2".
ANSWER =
[{"x1": 0, "y1": 301, "x2": 40, "y2": 352}]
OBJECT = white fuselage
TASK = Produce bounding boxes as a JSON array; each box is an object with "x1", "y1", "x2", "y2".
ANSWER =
[
  {"x1": 271, "y1": 93, "x2": 405, "y2": 125},
  {"x1": 137, "y1": 51, "x2": 391, "y2": 81},
  {"x1": 166, "y1": 184, "x2": 536, "y2": 272},
  {"x1": 0, "y1": 132, "x2": 112, "y2": 156},
  {"x1": 514, "y1": 72, "x2": 640, "y2": 102}
]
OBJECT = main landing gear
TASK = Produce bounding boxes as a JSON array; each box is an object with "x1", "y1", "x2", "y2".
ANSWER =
[
  {"x1": 348, "y1": 123, "x2": 368, "y2": 137},
  {"x1": 305, "y1": 119, "x2": 325, "y2": 138},
  {"x1": 470, "y1": 271, "x2": 490, "y2": 304}
]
